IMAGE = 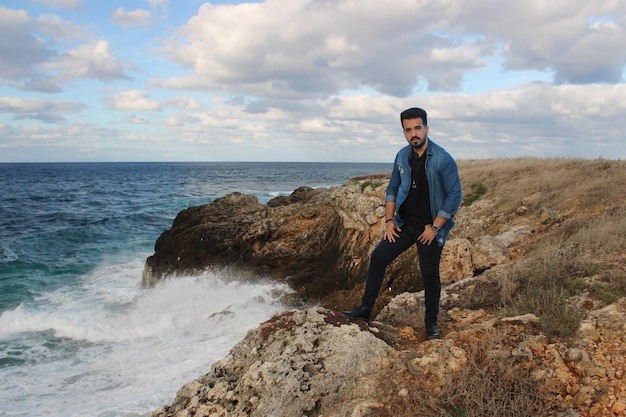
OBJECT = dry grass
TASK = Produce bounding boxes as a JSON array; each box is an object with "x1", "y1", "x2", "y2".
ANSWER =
[
  {"x1": 457, "y1": 158, "x2": 625, "y2": 218},
  {"x1": 391, "y1": 329, "x2": 546, "y2": 417},
  {"x1": 452, "y1": 158, "x2": 626, "y2": 341},
  {"x1": 501, "y1": 246, "x2": 588, "y2": 340}
]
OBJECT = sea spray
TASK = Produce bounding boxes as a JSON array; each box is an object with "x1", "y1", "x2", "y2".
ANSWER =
[{"x1": 0, "y1": 263, "x2": 291, "y2": 417}]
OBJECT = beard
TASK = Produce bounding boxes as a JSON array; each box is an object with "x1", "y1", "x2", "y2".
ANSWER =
[{"x1": 410, "y1": 136, "x2": 427, "y2": 150}]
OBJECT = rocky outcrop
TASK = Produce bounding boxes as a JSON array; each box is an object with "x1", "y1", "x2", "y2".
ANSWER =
[
  {"x1": 146, "y1": 159, "x2": 626, "y2": 416},
  {"x1": 152, "y1": 298, "x2": 626, "y2": 417},
  {"x1": 143, "y1": 176, "x2": 524, "y2": 312},
  {"x1": 152, "y1": 308, "x2": 399, "y2": 417}
]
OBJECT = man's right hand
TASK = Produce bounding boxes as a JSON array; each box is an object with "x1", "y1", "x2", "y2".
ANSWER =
[{"x1": 384, "y1": 222, "x2": 401, "y2": 242}]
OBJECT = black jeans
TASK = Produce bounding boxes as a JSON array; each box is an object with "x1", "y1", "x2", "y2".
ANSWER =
[{"x1": 361, "y1": 224, "x2": 443, "y2": 326}]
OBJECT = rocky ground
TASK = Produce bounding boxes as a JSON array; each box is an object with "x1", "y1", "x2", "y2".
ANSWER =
[{"x1": 146, "y1": 158, "x2": 625, "y2": 417}]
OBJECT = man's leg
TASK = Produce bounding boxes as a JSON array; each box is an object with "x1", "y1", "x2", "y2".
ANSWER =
[
  {"x1": 417, "y1": 241, "x2": 443, "y2": 337},
  {"x1": 354, "y1": 227, "x2": 419, "y2": 317}
]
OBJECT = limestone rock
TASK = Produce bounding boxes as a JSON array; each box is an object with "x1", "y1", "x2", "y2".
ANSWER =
[
  {"x1": 471, "y1": 225, "x2": 534, "y2": 271},
  {"x1": 152, "y1": 308, "x2": 402, "y2": 417},
  {"x1": 440, "y1": 238, "x2": 474, "y2": 284}
]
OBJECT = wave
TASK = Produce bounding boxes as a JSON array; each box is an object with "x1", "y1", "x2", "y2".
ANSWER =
[{"x1": 0, "y1": 259, "x2": 291, "y2": 417}]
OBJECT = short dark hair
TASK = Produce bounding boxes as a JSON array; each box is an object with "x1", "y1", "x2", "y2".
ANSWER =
[{"x1": 400, "y1": 107, "x2": 428, "y2": 126}]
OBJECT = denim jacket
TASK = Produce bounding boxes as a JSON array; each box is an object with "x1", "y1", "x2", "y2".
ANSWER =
[{"x1": 386, "y1": 139, "x2": 462, "y2": 246}]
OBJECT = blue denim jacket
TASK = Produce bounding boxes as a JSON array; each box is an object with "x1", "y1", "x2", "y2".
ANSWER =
[{"x1": 385, "y1": 139, "x2": 462, "y2": 246}]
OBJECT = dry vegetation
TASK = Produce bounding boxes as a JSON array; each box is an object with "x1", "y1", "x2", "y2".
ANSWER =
[
  {"x1": 391, "y1": 328, "x2": 547, "y2": 417},
  {"x1": 399, "y1": 158, "x2": 626, "y2": 416}
]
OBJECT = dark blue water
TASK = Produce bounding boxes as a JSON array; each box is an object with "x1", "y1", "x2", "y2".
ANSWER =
[{"x1": 0, "y1": 161, "x2": 388, "y2": 417}]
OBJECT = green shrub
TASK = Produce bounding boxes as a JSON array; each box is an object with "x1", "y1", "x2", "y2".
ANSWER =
[{"x1": 461, "y1": 182, "x2": 486, "y2": 206}]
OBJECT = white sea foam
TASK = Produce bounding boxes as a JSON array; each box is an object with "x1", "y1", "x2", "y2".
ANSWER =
[{"x1": 0, "y1": 256, "x2": 291, "y2": 417}]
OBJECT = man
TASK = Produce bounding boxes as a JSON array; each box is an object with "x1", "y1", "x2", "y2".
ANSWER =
[{"x1": 343, "y1": 107, "x2": 462, "y2": 340}]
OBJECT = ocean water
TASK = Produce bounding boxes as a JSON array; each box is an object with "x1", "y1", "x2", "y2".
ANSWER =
[{"x1": 0, "y1": 162, "x2": 388, "y2": 417}]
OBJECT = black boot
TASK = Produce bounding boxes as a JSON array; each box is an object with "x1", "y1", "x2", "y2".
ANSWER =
[
  {"x1": 426, "y1": 323, "x2": 441, "y2": 340},
  {"x1": 341, "y1": 305, "x2": 371, "y2": 321}
]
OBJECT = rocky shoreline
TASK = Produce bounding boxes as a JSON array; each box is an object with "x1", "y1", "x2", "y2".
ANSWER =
[{"x1": 145, "y1": 159, "x2": 626, "y2": 417}]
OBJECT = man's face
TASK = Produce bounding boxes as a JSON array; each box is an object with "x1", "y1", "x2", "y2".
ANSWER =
[{"x1": 403, "y1": 118, "x2": 429, "y2": 150}]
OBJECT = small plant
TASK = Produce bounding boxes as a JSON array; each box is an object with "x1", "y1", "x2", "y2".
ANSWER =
[
  {"x1": 461, "y1": 182, "x2": 486, "y2": 206},
  {"x1": 347, "y1": 177, "x2": 384, "y2": 191},
  {"x1": 359, "y1": 179, "x2": 383, "y2": 191},
  {"x1": 443, "y1": 405, "x2": 470, "y2": 417}
]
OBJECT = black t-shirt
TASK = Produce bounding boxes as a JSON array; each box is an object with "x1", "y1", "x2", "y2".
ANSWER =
[{"x1": 399, "y1": 150, "x2": 432, "y2": 231}]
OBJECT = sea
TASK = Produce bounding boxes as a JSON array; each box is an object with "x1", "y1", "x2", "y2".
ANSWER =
[{"x1": 0, "y1": 161, "x2": 389, "y2": 417}]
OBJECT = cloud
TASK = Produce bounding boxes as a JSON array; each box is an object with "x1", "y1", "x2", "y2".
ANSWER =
[
  {"x1": 113, "y1": 90, "x2": 161, "y2": 111},
  {"x1": 0, "y1": 97, "x2": 86, "y2": 122},
  {"x1": 111, "y1": 7, "x2": 152, "y2": 28},
  {"x1": 162, "y1": 96, "x2": 202, "y2": 110},
  {"x1": 552, "y1": 21, "x2": 626, "y2": 84},
  {"x1": 42, "y1": 40, "x2": 128, "y2": 83},
  {"x1": 146, "y1": 0, "x2": 169, "y2": 12},
  {"x1": 0, "y1": 7, "x2": 125, "y2": 91},
  {"x1": 456, "y1": 2, "x2": 626, "y2": 84},
  {"x1": 128, "y1": 115, "x2": 150, "y2": 124},
  {"x1": 0, "y1": 7, "x2": 55, "y2": 79},
  {"x1": 158, "y1": 0, "x2": 493, "y2": 98},
  {"x1": 3, "y1": 82, "x2": 625, "y2": 162},
  {"x1": 153, "y1": 82, "x2": 626, "y2": 160},
  {"x1": 157, "y1": 0, "x2": 625, "y2": 101},
  {"x1": 2, "y1": 1, "x2": 625, "y2": 162},
  {"x1": 31, "y1": 0, "x2": 82, "y2": 9},
  {"x1": 407, "y1": 83, "x2": 626, "y2": 158},
  {"x1": 37, "y1": 13, "x2": 91, "y2": 42}
]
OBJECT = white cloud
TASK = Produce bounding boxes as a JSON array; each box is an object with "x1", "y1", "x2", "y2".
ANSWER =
[
  {"x1": 113, "y1": 90, "x2": 161, "y2": 111},
  {"x1": 157, "y1": 0, "x2": 625, "y2": 101},
  {"x1": 158, "y1": 0, "x2": 491, "y2": 97},
  {"x1": 456, "y1": 1, "x2": 626, "y2": 84},
  {"x1": 42, "y1": 40, "x2": 127, "y2": 82},
  {"x1": 552, "y1": 21, "x2": 626, "y2": 84},
  {"x1": 146, "y1": 0, "x2": 169, "y2": 12},
  {"x1": 162, "y1": 96, "x2": 202, "y2": 110},
  {"x1": 1, "y1": 1, "x2": 625, "y2": 162},
  {"x1": 0, "y1": 5, "x2": 126, "y2": 91},
  {"x1": 37, "y1": 14, "x2": 91, "y2": 42},
  {"x1": 0, "y1": 96, "x2": 86, "y2": 122},
  {"x1": 0, "y1": 7, "x2": 54, "y2": 79},
  {"x1": 111, "y1": 7, "x2": 152, "y2": 28}
]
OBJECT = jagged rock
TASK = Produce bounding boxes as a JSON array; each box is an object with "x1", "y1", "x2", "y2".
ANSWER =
[
  {"x1": 142, "y1": 176, "x2": 531, "y2": 310},
  {"x1": 440, "y1": 237, "x2": 474, "y2": 283},
  {"x1": 471, "y1": 225, "x2": 534, "y2": 271},
  {"x1": 152, "y1": 308, "x2": 404, "y2": 417},
  {"x1": 147, "y1": 159, "x2": 626, "y2": 417},
  {"x1": 143, "y1": 176, "x2": 483, "y2": 309}
]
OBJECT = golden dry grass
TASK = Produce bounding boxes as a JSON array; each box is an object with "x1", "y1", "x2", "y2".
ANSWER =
[
  {"x1": 455, "y1": 158, "x2": 626, "y2": 341},
  {"x1": 457, "y1": 157, "x2": 626, "y2": 257}
]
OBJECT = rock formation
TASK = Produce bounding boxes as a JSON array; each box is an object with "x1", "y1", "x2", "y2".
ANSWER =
[{"x1": 146, "y1": 158, "x2": 626, "y2": 416}]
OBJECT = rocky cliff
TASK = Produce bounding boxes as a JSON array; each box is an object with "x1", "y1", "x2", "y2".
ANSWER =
[{"x1": 146, "y1": 158, "x2": 625, "y2": 417}]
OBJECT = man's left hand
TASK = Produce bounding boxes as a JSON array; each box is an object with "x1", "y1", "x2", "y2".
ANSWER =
[{"x1": 418, "y1": 225, "x2": 438, "y2": 245}]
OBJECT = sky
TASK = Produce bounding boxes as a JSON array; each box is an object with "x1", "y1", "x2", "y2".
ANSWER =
[{"x1": 0, "y1": 0, "x2": 625, "y2": 163}]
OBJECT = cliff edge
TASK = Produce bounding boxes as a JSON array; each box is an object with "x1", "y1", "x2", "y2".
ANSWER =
[{"x1": 146, "y1": 158, "x2": 625, "y2": 417}]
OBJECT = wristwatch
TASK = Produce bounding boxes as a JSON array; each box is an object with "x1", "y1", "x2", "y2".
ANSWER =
[{"x1": 431, "y1": 224, "x2": 441, "y2": 233}]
